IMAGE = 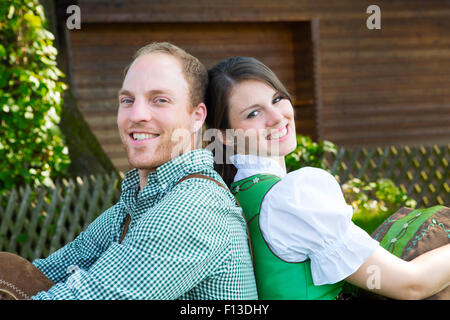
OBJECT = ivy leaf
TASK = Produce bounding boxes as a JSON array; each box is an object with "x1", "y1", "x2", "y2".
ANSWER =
[{"x1": 0, "y1": 0, "x2": 70, "y2": 194}]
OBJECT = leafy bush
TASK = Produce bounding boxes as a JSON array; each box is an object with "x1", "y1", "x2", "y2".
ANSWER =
[
  {"x1": 285, "y1": 134, "x2": 337, "y2": 171},
  {"x1": 342, "y1": 178, "x2": 417, "y2": 234},
  {"x1": 0, "y1": 0, "x2": 70, "y2": 193}
]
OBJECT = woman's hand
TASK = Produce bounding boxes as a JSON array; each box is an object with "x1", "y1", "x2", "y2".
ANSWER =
[{"x1": 346, "y1": 244, "x2": 450, "y2": 299}]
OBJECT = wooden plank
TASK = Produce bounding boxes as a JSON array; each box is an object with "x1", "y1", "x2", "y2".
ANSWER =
[
  {"x1": 0, "y1": 189, "x2": 17, "y2": 251},
  {"x1": 100, "y1": 173, "x2": 121, "y2": 213},
  {"x1": 322, "y1": 103, "x2": 450, "y2": 118},
  {"x1": 49, "y1": 180, "x2": 75, "y2": 253},
  {"x1": 65, "y1": 176, "x2": 90, "y2": 242},
  {"x1": 322, "y1": 49, "x2": 450, "y2": 62},
  {"x1": 320, "y1": 36, "x2": 450, "y2": 51},
  {"x1": 322, "y1": 75, "x2": 450, "y2": 90},
  {"x1": 321, "y1": 60, "x2": 450, "y2": 78},
  {"x1": 322, "y1": 88, "x2": 450, "y2": 105},
  {"x1": 76, "y1": 0, "x2": 450, "y2": 23},
  {"x1": 20, "y1": 189, "x2": 48, "y2": 260},
  {"x1": 34, "y1": 183, "x2": 61, "y2": 259},
  {"x1": 83, "y1": 174, "x2": 104, "y2": 230},
  {"x1": 7, "y1": 186, "x2": 32, "y2": 253}
]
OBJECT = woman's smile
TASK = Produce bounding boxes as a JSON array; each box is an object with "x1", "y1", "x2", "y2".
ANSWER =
[{"x1": 266, "y1": 124, "x2": 289, "y2": 141}]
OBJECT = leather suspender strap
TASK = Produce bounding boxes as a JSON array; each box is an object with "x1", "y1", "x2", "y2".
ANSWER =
[
  {"x1": 119, "y1": 174, "x2": 226, "y2": 244},
  {"x1": 119, "y1": 214, "x2": 131, "y2": 244},
  {"x1": 175, "y1": 173, "x2": 227, "y2": 190}
]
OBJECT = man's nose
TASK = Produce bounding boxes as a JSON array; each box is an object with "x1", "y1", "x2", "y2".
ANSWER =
[{"x1": 129, "y1": 99, "x2": 151, "y2": 123}]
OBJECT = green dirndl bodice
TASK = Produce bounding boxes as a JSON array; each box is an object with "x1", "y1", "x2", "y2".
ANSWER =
[{"x1": 231, "y1": 173, "x2": 344, "y2": 300}]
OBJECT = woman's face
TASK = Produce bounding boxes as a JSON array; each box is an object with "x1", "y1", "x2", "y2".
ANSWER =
[{"x1": 226, "y1": 79, "x2": 297, "y2": 158}]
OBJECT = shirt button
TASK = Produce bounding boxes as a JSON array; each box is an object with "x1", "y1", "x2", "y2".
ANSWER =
[{"x1": 161, "y1": 183, "x2": 167, "y2": 190}]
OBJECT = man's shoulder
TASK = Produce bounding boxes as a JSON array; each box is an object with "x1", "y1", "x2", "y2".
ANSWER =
[
  {"x1": 84, "y1": 200, "x2": 125, "y2": 231},
  {"x1": 172, "y1": 171, "x2": 234, "y2": 204}
]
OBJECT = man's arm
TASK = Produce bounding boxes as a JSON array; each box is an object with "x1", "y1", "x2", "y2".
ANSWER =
[
  {"x1": 32, "y1": 205, "x2": 119, "y2": 284},
  {"x1": 32, "y1": 182, "x2": 230, "y2": 299}
]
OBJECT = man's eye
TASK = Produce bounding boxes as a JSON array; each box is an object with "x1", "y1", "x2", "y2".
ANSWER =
[
  {"x1": 121, "y1": 98, "x2": 133, "y2": 104},
  {"x1": 247, "y1": 110, "x2": 259, "y2": 119},
  {"x1": 154, "y1": 97, "x2": 169, "y2": 104}
]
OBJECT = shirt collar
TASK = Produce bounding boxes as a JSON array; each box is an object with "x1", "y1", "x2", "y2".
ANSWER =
[
  {"x1": 229, "y1": 154, "x2": 287, "y2": 182},
  {"x1": 121, "y1": 148, "x2": 214, "y2": 193}
]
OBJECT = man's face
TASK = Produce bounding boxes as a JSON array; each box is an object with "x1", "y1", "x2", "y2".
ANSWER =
[{"x1": 117, "y1": 52, "x2": 204, "y2": 173}]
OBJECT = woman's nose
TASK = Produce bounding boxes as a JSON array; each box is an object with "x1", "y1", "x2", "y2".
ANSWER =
[{"x1": 265, "y1": 106, "x2": 283, "y2": 127}]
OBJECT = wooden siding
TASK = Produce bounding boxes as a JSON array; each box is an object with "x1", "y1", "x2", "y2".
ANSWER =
[
  {"x1": 66, "y1": 0, "x2": 450, "y2": 172},
  {"x1": 319, "y1": 16, "x2": 450, "y2": 146}
]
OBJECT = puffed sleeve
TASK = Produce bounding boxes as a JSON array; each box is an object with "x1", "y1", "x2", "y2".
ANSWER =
[{"x1": 259, "y1": 167, "x2": 380, "y2": 285}]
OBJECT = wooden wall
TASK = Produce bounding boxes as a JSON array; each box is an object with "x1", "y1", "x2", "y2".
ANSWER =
[{"x1": 64, "y1": 0, "x2": 450, "y2": 172}]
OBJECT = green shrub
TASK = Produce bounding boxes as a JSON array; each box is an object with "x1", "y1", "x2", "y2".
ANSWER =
[
  {"x1": 342, "y1": 178, "x2": 417, "y2": 234},
  {"x1": 0, "y1": 0, "x2": 70, "y2": 194},
  {"x1": 285, "y1": 134, "x2": 337, "y2": 171}
]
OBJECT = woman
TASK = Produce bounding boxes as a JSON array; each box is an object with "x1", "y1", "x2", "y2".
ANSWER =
[{"x1": 204, "y1": 56, "x2": 450, "y2": 300}]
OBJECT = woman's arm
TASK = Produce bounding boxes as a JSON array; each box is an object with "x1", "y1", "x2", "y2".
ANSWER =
[{"x1": 346, "y1": 244, "x2": 450, "y2": 299}]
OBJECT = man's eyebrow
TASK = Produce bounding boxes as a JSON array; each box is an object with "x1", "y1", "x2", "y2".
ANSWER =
[
  {"x1": 148, "y1": 89, "x2": 175, "y2": 96},
  {"x1": 118, "y1": 89, "x2": 175, "y2": 97},
  {"x1": 118, "y1": 89, "x2": 133, "y2": 97}
]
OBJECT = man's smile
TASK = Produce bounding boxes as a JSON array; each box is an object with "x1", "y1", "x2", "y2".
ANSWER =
[
  {"x1": 131, "y1": 132, "x2": 160, "y2": 141},
  {"x1": 129, "y1": 131, "x2": 161, "y2": 144}
]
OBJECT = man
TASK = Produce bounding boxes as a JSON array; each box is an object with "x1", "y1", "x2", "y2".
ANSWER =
[{"x1": 29, "y1": 42, "x2": 257, "y2": 299}]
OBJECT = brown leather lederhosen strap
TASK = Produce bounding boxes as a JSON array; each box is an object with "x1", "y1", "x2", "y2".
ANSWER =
[
  {"x1": 119, "y1": 174, "x2": 227, "y2": 244},
  {"x1": 119, "y1": 215, "x2": 132, "y2": 244}
]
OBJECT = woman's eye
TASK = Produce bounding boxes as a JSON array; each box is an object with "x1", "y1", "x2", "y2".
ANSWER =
[
  {"x1": 273, "y1": 96, "x2": 283, "y2": 104},
  {"x1": 247, "y1": 110, "x2": 259, "y2": 119}
]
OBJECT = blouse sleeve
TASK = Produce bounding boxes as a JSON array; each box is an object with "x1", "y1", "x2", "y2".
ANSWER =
[{"x1": 260, "y1": 167, "x2": 380, "y2": 286}]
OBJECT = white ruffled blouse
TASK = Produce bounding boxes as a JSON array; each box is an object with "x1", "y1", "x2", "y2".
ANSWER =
[{"x1": 230, "y1": 154, "x2": 380, "y2": 286}]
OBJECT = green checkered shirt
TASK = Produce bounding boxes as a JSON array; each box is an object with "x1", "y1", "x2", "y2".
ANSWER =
[{"x1": 32, "y1": 149, "x2": 257, "y2": 300}]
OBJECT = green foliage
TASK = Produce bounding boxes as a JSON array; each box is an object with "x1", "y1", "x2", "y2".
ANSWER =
[
  {"x1": 285, "y1": 134, "x2": 337, "y2": 171},
  {"x1": 342, "y1": 178, "x2": 417, "y2": 234},
  {"x1": 0, "y1": 0, "x2": 70, "y2": 193}
]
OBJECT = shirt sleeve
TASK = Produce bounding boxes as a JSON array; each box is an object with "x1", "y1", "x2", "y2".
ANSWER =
[
  {"x1": 260, "y1": 167, "x2": 380, "y2": 286},
  {"x1": 32, "y1": 182, "x2": 231, "y2": 300},
  {"x1": 32, "y1": 205, "x2": 118, "y2": 284}
]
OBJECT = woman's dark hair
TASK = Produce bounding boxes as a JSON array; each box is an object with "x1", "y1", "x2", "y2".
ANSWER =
[{"x1": 205, "y1": 56, "x2": 292, "y2": 186}]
